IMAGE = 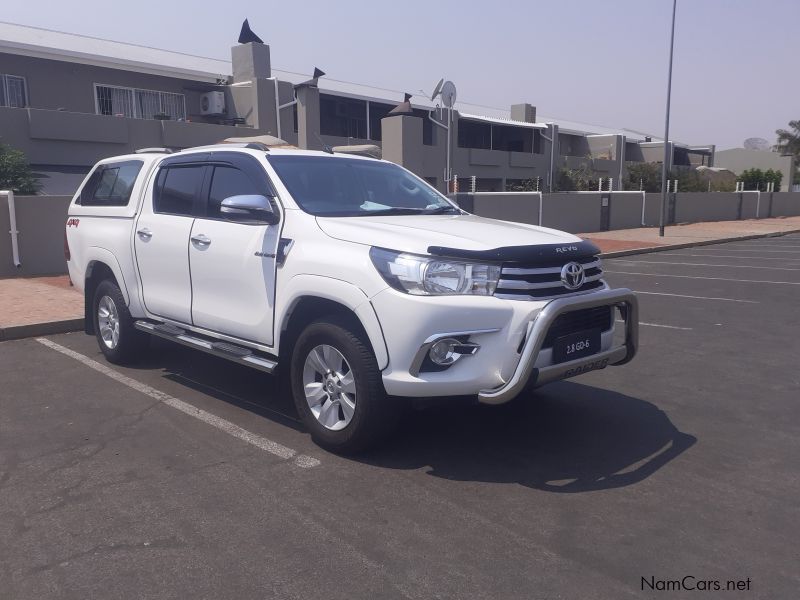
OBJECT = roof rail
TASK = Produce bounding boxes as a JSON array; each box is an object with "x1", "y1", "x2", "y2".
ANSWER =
[
  {"x1": 135, "y1": 147, "x2": 174, "y2": 154},
  {"x1": 244, "y1": 142, "x2": 270, "y2": 151},
  {"x1": 177, "y1": 142, "x2": 270, "y2": 152}
]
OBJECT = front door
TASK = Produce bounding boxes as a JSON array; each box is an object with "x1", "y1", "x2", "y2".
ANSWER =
[
  {"x1": 189, "y1": 161, "x2": 280, "y2": 345},
  {"x1": 135, "y1": 162, "x2": 207, "y2": 323}
]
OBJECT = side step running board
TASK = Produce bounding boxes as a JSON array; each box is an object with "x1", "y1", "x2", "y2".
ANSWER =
[{"x1": 134, "y1": 321, "x2": 277, "y2": 374}]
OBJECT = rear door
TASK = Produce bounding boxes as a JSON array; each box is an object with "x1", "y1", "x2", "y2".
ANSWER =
[
  {"x1": 188, "y1": 152, "x2": 280, "y2": 345},
  {"x1": 134, "y1": 155, "x2": 209, "y2": 323}
]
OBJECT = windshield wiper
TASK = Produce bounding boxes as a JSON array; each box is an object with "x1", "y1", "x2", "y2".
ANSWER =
[
  {"x1": 355, "y1": 206, "x2": 461, "y2": 217},
  {"x1": 423, "y1": 206, "x2": 461, "y2": 214},
  {"x1": 357, "y1": 207, "x2": 430, "y2": 216}
]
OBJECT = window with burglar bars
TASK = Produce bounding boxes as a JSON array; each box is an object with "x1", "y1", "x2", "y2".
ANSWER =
[
  {"x1": 0, "y1": 74, "x2": 27, "y2": 108},
  {"x1": 95, "y1": 84, "x2": 186, "y2": 120}
]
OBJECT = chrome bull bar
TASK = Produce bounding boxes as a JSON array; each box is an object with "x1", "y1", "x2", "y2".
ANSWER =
[{"x1": 478, "y1": 288, "x2": 639, "y2": 405}]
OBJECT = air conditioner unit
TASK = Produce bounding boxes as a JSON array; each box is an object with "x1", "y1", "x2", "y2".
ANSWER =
[{"x1": 200, "y1": 91, "x2": 226, "y2": 116}]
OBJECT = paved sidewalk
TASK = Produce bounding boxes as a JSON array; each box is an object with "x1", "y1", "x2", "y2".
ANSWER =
[
  {"x1": 0, "y1": 276, "x2": 83, "y2": 341},
  {"x1": 582, "y1": 215, "x2": 800, "y2": 255},
  {"x1": 2, "y1": 215, "x2": 800, "y2": 341}
]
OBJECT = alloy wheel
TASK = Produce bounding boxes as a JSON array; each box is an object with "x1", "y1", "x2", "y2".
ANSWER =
[
  {"x1": 302, "y1": 344, "x2": 357, "y2": 431},
  {"x1": 97, "y1": 295, "x2": 120, "y2": 349}
]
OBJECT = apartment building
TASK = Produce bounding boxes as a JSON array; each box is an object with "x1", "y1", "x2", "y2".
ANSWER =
[{"x1": 0, "y1": 21, "x2": 715, "y2": 194}]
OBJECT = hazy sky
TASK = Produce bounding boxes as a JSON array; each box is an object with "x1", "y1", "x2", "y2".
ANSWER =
[{"x1": 4, "y1": 0, "x2": 798, "y2": 149}]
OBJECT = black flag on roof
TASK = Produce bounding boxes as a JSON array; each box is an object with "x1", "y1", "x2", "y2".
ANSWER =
[{"x1": 238, "y1": 19, "x2": 263, "y2": 44}]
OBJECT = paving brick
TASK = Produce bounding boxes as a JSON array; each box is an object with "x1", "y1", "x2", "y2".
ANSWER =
[
  {"x1": 583, "y1": 216, "x2": 800, "y2": 254},
  {"x1": 0, "y1": 276, "x2": 82, "y2": 329}
]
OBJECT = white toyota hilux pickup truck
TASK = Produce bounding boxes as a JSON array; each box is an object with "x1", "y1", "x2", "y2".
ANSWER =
[{"x1": 65, "y1": 143, "x2": 638, "y2": 452}]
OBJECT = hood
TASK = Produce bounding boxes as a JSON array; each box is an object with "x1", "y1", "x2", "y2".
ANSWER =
[{"x1": 315, "y1": 213, "x2": 582, "y2": 257}]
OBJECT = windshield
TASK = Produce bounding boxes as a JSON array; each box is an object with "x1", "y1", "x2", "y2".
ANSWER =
[{"x1": 268, "y1": 155, "x2": 459, "y2": 217}]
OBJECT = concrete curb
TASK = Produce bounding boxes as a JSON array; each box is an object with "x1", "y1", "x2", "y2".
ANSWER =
[
  {"x1": 599, "y1": 228, "x2": 800, "y2": 259},
  {"x1": 0, "y1": 318, "x2": 84, "y2": 342}
]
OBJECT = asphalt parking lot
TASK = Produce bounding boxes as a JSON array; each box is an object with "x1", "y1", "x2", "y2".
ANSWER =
[{"x1": 2, "y1": 234, "x2": 799, "y2": 599}]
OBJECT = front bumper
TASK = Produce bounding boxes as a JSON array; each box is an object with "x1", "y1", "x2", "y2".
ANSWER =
[
  {"x1": 477, "y1": 288, "x2": 638, "y2": 404},
  {"x1": 372, "y1": 285, "x2": 637, "y2": 399}
]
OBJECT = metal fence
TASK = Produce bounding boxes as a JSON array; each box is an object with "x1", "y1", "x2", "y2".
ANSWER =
[{"x1": 95, "y1": 84, "x2": 186, "y2": 120}]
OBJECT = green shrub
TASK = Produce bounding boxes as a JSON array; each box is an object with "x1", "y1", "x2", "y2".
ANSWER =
[
  {"x1": 739, "y1": 168, "x2": 782, "y2": 191},
  {"x1": 505, "y1": 178, "x2": 541, "y2": 192},
  {"x1": 554, "y1": 163, "x2": 602, "y2": 191},
  {"x1": 669, "y1": 169, "x2": 707, "y2": 192},
  {"x1": 624, "y1": 162, "x2": 662, "y2": 192},
  {"x1": 0, "y1": 143, "x2": 39, "y2": 194}
]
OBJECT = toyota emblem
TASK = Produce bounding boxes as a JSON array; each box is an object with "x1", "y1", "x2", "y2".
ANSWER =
[{"x1": 560, "y1": 262, "x2": 585, "y2": 290}]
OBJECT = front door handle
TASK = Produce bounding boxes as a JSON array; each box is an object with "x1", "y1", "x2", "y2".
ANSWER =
[
  {"x1": 136, "y1": 228, "x2": 153, "y2": 240},
  {"x1": 191, "y1": 234, "x2": 211, "y2": 246}
]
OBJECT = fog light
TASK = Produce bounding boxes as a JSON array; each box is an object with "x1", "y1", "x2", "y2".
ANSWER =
[{"x1": 429, "y1": 338, "x2": 460, "y2": 365}]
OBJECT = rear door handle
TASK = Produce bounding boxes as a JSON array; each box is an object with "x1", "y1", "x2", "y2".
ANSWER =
[
  {"x1": 191, "y1": 234, "x2": 211, "y2": 246},
  {"x1": 136, "y1": 228, "x2": 153, "y2": 240}
]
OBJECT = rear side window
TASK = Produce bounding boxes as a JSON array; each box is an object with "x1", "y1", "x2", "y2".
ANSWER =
[
  {"x1": 79, "y1": 160, "x2": 143, "y2": 206},
  {"x1": 154, "y1": 165, "x2": 205, "y2": 216},
  {"x1": 207, "y1": 166, "x2": 261, "y2": 219}
]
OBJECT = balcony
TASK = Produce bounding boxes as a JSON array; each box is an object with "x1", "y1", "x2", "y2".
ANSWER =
[{"x1": 0, "y1": 106, "x2": 254, "y2": 166}]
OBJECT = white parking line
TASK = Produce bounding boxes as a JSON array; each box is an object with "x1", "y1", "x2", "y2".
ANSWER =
[
  {"x1": 698, "y1": 248, "x2": 800, "y2": 254},
  {"x1": 35, "y1": 338, "x2": 320, "y2": 468},
  {"x1": 657, "y1": 252, "x2": 800, "y2": 262},
  {"x1": 616, "y1": 319, "x2": 692, "y2": 331},
  {"x1": 632, "y1": 291, "x2": 758, "y2": 303},
  {"x1": 615, "y1": 260, "x2": 800, "y2": 271},
  {"x1": 720, "y1": 243, "x2": 800, "y2": 249},
  {"x1": 604, "y1": 271, "x2": 800, "y2": 285}
]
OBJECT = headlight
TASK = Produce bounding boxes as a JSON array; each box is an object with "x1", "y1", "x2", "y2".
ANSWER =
[{"x1": 370, "y1": 247, "x2": 500, "y2": 296}]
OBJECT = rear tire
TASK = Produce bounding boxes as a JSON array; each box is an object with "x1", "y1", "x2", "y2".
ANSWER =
[
  {"x1": 290, "y1": 316, "x2": 398, "y2": 453},
  {"x1": 92, "y1": 280, "x2": 148, "y2": 364}
]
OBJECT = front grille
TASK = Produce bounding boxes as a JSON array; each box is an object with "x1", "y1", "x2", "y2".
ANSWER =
[
  {"x1": 542, "y1": 305, "x2": 614, "y2": 348},
  {"x1": 494, "y1": 255, "x2": 604, "y2": 300}
]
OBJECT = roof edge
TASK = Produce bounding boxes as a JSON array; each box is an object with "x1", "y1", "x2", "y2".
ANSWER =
[{"x1": 0, "y1": 41, "x2": 227, "y2": 82}]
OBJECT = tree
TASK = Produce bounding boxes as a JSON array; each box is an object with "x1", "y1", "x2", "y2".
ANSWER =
[
  {"x1": 554, "y1": 162, "x2": 601, "y2": 191},
  {"x1": 624, "y1": 163, "x2": 715, "y2": 192},
  {"x1": 624, "y1": 162, "x2": 662, "y2": 192},
  {"x1": 505, "y1": 178, "x2": 541, "y2": 192},
  {"x1": 739, "y1": 168, "x2": 763, "y2": 190},
  {"x1": 775, "y1": 120, "x2": 800, "y2": 189},
  {"x1": 775, "y1": 120, "x2": 800, "y2": 158},
  {"x1": 764, "y1": 168, "x2": 783, "y2": 191},
  {"x1": 669, "y1": 168, "x2": 707, "y2": 192},
  {"x1": 739, "y1": 168, "x2": 782, "y2": 191},
  {"x1": 0, "y1": 143, "x2": 39, "y2": 194}
]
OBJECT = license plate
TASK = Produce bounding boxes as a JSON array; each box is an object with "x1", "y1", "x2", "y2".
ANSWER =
[{"x1": 552, "y1": 328, "x2": 601, "y2": 364}]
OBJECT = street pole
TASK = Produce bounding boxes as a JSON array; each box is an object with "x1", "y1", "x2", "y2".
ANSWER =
[{"x1": 659, "y1": 0, "x2": 677, "y2": 237}]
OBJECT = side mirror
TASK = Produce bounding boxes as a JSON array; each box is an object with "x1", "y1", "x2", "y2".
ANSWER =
[{"x1": 220, "y1": 194, "x2": 278, "y2": 224}]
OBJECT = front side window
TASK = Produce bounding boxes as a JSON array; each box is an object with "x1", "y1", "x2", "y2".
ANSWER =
[
  {"x1": 154, "y1": 165, "x2": 205, "y2": 216},
  {"x1": 207, "y1": 166, "x2": 262, "y2": 219},
  {"x1": 79, "y1": 160, "x2": 143, "y2": 207},
  {"x1": 269, "y1": 155, "x2": 457, "y2": 217},
  {"x1": 0, "y1": 74, "x2": 27, "y2": 108}
]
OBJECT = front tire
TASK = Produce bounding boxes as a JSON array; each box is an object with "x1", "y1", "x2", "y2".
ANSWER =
[
  {"x1": 92, "y1": 280, "x2": 147, "y2": 364},
  {"x1": 290, "y1": 316, "x2": 398, "y2": 453}
]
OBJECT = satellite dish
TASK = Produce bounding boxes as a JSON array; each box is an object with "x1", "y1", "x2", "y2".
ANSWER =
[
  {"x1": 743, "y1": 137, "x2": 770, "y2": 151},
  {"x1": 441, "y1": 81, "x2": 457, "y2": 108},
  {"x1": 430, "y1": 78, "x2": 444, "y2": 102}
]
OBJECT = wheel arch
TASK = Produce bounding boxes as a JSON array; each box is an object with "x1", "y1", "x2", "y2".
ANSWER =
[
  {"x1": 83, "y1": 253, "x2": 128, "y2": 335},
  {"x1": 278, "y1": 276, "x2": 389, "y2": 370}
]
